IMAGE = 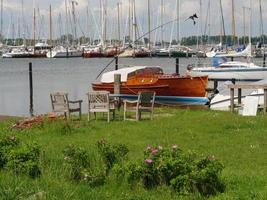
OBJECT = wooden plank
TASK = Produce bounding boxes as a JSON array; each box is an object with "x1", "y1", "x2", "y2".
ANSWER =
[
  {"x1": 228, "y1": 84, "x2": 267, "y2": 89},
  {"x1": 238, "y1": 88, "x2": 242, "y2": 105}
]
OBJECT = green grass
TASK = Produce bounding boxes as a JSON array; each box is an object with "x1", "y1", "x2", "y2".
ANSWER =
[{"x1": 0, "y1": 108, "x2": 267, "y2": 199}]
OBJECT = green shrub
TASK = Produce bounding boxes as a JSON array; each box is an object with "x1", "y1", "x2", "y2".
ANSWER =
[
  {"x1": 63, "y1": 144, "x2": 106, "y2": 186},
  {"x1": 0, "y1": 136, "x2": 20, "y2": 168},
  {"x1": 116, "y1": 145, "x2": 225, "y2": 196},
  {"x1": 97, "y1": 139, "x2": 129, "y2": 172},
  {"x1": 0, "y1": 136, "x2": 41, "y2": 178}
]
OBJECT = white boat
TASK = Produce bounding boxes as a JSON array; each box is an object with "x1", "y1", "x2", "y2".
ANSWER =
[
  {"x1": 2, "y1": 47, "x2": 33, "y2": 58},
  {"x1": 46, "y1": 46, "x2": 83, "y2": 58},
  {"x1": 189, "y1": 61, "x2": 267, "y2": 81},
  {"x1": 206, "y1": 43, "x2": 251, "y2": 58}
]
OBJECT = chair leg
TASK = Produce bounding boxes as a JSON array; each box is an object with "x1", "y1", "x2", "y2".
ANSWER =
[
  {"x1": 151, "y1": 110, "x2": 153, "y2": 120},
  {"x1": 113, "y1": 110, "x2": 115, "y2": 120},
  {"x1": 79, "y1": 109, "x2": 82, "y2": 120},
  {"x1": 94, "y1": 112, "x2": 97, "y2": 120},
  {"x1": 88, "y1": 112, "x2": 90, "y2": 122},
  {"x1": 107, "y1": 111, "x2": 110, "y2": 123},
  {"x1": 124, "y1": 103, "x2": 127, "y2": 121},
  {"x1": 136, "y1": 110, "x2": 139, "y2": 121},
  {"x1": 139, "y1": 112, "x2": 141, "y2": 120}
]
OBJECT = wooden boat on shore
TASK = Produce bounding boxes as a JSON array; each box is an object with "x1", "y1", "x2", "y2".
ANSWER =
[{"x1": 92, "y1": 66, "x2": 209, "y2": 104}]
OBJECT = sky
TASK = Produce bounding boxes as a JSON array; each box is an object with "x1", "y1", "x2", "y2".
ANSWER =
[{"x1": 1, "y1": 0, "x2": 266, "y2": 41}]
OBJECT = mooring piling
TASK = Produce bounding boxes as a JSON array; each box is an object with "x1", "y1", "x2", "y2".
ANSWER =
[
  {"x1": 175, "y1": 58, "x2": 179, "y2": 75},
  {"x1": 29, "y1": 62, "x2": 33, "y2": 116}
]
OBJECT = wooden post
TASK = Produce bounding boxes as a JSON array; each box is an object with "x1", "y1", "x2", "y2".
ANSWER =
[
  {"x1": 230, "y1": 87, "x2": 235, "y2": 113},
  {"x1": 115, "y1": 56, "x2": 119, "y2": 70},
  {"x1": 175, "y1": 58, "x2": 179, "y2": 75},
  {"x1": 114, "y1": 74, "x2": 121, "y2": 95},
  {"x1": 263, "y1": 54, "x2": 266, "y2": 67},
  {"x1": 238, "y1": 88, "x2": 242, "y2": 105},
  {"x1": 29, "y1": 63, "x2": 33, "y2": 116},
  {"x1": 264, "y1": 88, "x2": 267, "y2": 114},
  {"x1": 231, "y1": 57, "x2": 234, "y2": 61}
]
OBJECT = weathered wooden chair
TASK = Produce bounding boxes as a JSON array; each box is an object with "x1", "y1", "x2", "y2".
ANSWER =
[
  {"x1": 50, "y1": 92, "x2": 83, "y2": 120},
  {"x1": 87, "y1": 91, "x2": 115, "y2": 122},
  {"x1": 123, "y1": 91, "x2": 156, "y2": 121}
]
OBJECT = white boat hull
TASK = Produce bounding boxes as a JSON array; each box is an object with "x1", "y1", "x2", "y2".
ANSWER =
[
  {"x1": 190, "y1": 68, "x2": 267, "y2": 81},
  {"x1": 46, "y1": 50, "x2": 83, "y2": 58}
]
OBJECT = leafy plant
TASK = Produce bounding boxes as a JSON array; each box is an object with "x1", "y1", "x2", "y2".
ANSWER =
[
  {"x1": 116, "y1": 145, "x2": 225, "y2": 196},
  {"x1": 63, "y1": 144, "x2": 106, "y2": 186},
  {"x1": 97, "y1": 139, "x2": 129, "y2": 172},
  {"x1": 0, "y1": 136, "x2": 41, "y2": 178}
]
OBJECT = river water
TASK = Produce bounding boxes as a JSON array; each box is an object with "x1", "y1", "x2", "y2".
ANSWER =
[{"x1": 0, "y1": 57, "x2": 263, "y2": 116}]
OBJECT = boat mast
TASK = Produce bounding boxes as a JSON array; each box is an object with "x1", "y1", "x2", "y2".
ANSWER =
[
  {"x1": 231, "y1": 0, "x2": 236, "y2": 45},
  {"x1": 64, "y1": 0, "x2": 69, "y2": 45},
  {"x1": 71, "y1": 1, "x2": 77, "y2": 45},
  {"x1": 117, "y1": 2, "x2": 121, "y2": 46},
  {"x1": 128, "y1": 0, "x2": 132, "y2": 45},
  {"x1": 132, "y1": 0, "x2": 137, "y2": 49},
  {"x1": 33, "y1": 8, "x2": 36, "y2": 52},
  {"x1": 259, "y1": 0, "x2": 264, "y2": 44},
  {"x1": 219, "y1": 0, "x2": 226, "y2": 46},
  {"x1": 242, "y1": 7, "x2": 246, "y2": 44},
  {"x1": 0, "y1": 0, "x2": 3, "y2": 42},
  {"x1": 22, "y1": 0, "x2": 26, "y2": 46},
  {"x1": 160, "y1": 0, "x2": 164, "y2": 48},
  {"x1": 49, "y1": 5, "x2": 52, "y2": 46},
  {"x1": 176, "y1": 0, "x2": 180, "y2": 45},
  {"x1": 147, "y1": 0, "x2": 151, "y2": 50}
]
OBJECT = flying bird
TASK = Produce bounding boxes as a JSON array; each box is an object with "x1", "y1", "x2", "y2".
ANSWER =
[{"x1": 185, "y1": 13, "x2": 198, "y2": 25}]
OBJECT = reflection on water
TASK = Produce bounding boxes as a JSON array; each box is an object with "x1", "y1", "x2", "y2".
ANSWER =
[{"x1": 0, "y1": 57, "x2": 216, "y2": 116}]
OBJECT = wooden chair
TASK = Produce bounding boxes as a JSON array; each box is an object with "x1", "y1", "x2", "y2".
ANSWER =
[
  {"x1": 50, "y1": 92, "x2": 83, "y2": 120},
  {"x1": 87, "y1": 91, "x2": 115, "y2": 122},
  {"x1": 123, "y1": 91, "x2": 156, "y2": 121}
]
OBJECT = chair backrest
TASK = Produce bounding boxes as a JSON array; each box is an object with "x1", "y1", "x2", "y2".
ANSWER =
[
  {"x1": 137, "y1": 91, "x2": 156, "y2": 108},
  {"x1": 87, "y1": 91, "x2": 110, "y2": 110},
  {"x1": 50, "y1": 92, "x2": 69, "y2": 112}
]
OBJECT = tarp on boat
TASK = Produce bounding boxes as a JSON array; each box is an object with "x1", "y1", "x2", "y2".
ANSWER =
[{"x1": 100, "y1": 66, "x2": 161, "y2": 83}]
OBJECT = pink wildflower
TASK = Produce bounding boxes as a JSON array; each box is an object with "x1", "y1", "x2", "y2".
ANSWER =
[
  {"x1": 145, "y1": 159, "x2": 153, "y2": 165},
  {"x1": 152, "y1": 149, "x2": 158, "y2": 155},
  {"x1": 146, "y1": 145, "x2": 152, "y2": 151}
]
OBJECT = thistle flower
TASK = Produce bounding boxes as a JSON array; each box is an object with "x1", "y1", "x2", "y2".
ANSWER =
[
  {"x1": 145, "y1": 159, "x2": 153, "y2": 165},
  {"x1": 172, "y1": 144, "x2": 178, "y2": 150}
]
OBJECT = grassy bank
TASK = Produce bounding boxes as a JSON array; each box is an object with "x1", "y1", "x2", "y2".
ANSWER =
[{"x1": 0, "y1": 108, "x2": 267, "y2": 199}]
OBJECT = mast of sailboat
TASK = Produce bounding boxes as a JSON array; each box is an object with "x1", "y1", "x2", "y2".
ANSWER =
[
  {"x1": 71, "y1": 1, "x2": 77, "y2": 45},
  {"x1": 117, "y1": 2, "x2": 121, "y2": 46},
  {"x1": 49, "y1": 5, "x2": 52, "y2": 46},
  {"x1": 160, "y1": 0, "x2": 164, "y2": 48},
  {"x1": 259, "y1": 0, "x2": 264, "y2": 44},
  {"x1": 147, "y1": 0, "x2": 151, "y2": 50},
  {"x1": 231, "y1": 0, "x2": 236, "y2": 45},
  {"x1": 65, "y1": 0, "x2": 69, "y2": 45},
  {"x1": 33, "y1": 8, "x2": 36, "y2": 53},
  {"x1": 176, "y1": 0, "x2": 180, "y2": 45},
  {"x1": 132, "y1": 0, "x2": 137, "y2": 49},
  {"x1": 21, "y1": 0, "x2": 26, "y2": 46},
  {"x1": 242, "y1": 7, "x2": 246, "y2": 45},
  {"x1": 219, "y1": 0, "x2": 226, "y2": 46},
  {"x1": 0, "y1": 0, "x2": 3, "y2": 42}
]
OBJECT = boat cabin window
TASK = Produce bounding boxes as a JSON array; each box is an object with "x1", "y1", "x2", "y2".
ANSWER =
[{"x1": 128, "y1": 68, "x2": 163, "y2": 78}]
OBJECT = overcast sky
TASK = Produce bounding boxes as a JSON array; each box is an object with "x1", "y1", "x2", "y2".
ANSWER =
[{"x1": 1, "y1": 0, "x2": 266, "y2": 40}]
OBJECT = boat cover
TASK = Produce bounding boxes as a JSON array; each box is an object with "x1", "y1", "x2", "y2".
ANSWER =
[{"x1": 100, "y1": 66, "x2": 161, "y2": 83}]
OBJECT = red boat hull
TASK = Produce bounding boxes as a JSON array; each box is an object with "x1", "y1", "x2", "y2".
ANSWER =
[{"x1": 92, "y1": 75, "x2": 208, "y2": 97}]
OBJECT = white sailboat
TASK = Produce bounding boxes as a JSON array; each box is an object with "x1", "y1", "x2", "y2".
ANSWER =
[{"x1": 46, "y1": 46, "x2": 82, "y2": 58}]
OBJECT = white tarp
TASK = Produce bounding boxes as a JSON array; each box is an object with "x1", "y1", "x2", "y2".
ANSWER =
[{"x1": 100, "y1": 66, "x2": 161, "y2": 83}]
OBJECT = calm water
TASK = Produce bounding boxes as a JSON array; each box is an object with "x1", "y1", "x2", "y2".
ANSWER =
[
  {"x1": 0, "y1": 57, "x2": 203, "y2": 116},
  {"x1": 0, "y1": 57, "x2": 263, "y2": 116}
]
